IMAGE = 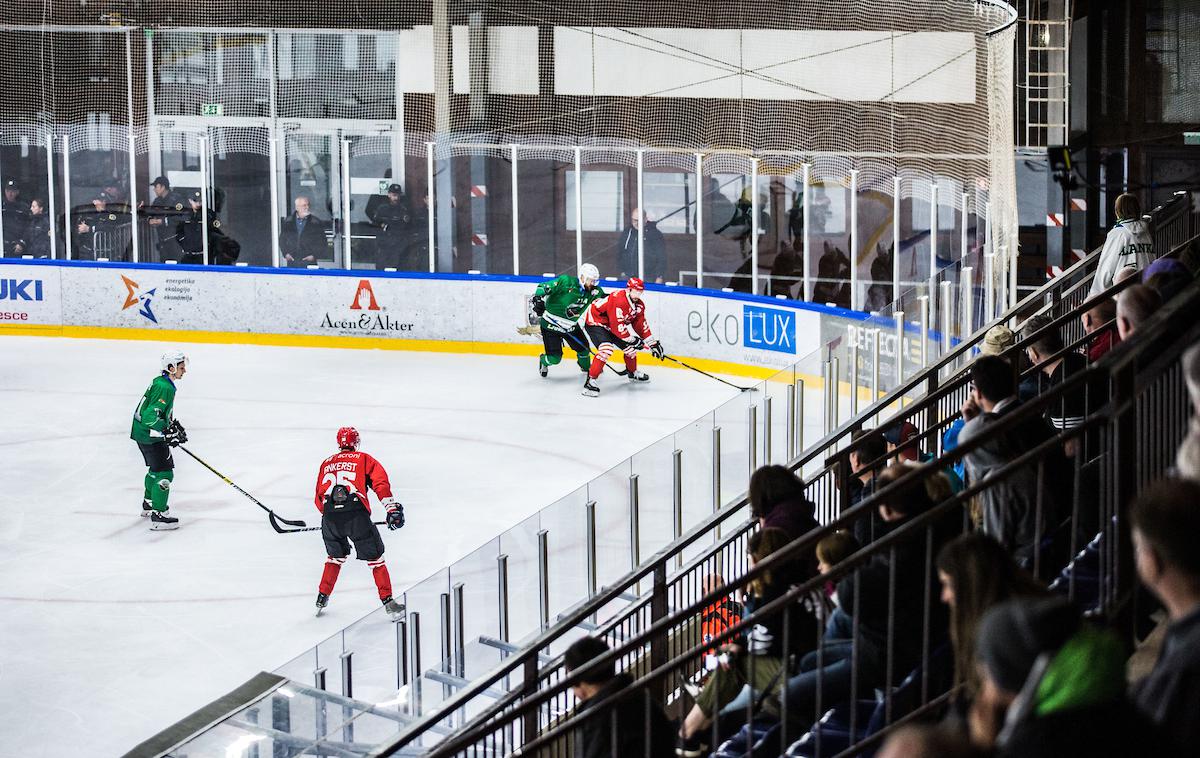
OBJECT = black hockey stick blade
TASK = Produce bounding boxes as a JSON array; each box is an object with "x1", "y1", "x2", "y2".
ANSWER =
[{"x1": 269, "y1": 511, "x2": 308, "y2": 533}]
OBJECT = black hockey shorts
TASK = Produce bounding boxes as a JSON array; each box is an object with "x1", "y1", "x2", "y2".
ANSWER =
[
  {"x1": 543, "y1": 324, "x2": 589, "y2": 357},
  {"x1": 585, "y1": 324, "x2": 635, "y2": 352},
  {"x1": 322, "y1": 508, "x2": 386, "y2": 562},
  {"x1": 137, "y1": 440, "x2": 174, "y2": 471}
]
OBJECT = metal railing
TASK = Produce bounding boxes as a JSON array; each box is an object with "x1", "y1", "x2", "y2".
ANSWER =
[
  {"x1": 365, "y1": 193, "x2": 1194, "y2": 754},
  {"x1": 392, "y1": 223, "x2": 1199, "y2": 757}
]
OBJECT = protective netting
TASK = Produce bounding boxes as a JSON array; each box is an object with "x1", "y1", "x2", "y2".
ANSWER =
[{"x1": 0, "y1": 0, "x2": 1016, "y2": 286}]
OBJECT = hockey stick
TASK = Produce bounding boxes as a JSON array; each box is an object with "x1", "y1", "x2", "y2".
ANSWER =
[
  {"x1": 662, "y1": 354, "x2": 755, "y2": 392},
  {"x1": 176, "y1": 444, "x2": 308, "y2": 531},
  {"x1": 274, "y1": 519, "x2": 387, "y2": 534},
  {"x1": 538, "y1": 314, "x2": 629, "y2": 377}
]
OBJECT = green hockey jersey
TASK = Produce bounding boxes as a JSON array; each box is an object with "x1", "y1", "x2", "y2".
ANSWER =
[
  {"x1": 534, "y1": 274, "x2": 605, "y2": 329},
  {"x1": 131, "y1": 374, "x2": 177, "y2": 444}
]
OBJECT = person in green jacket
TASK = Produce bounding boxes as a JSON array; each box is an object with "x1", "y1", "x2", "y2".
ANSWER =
[
  {"x1": 530, "y1": 263, "x2": 605, "y2": 377},
  {"x1": 131, "y1": 349, "x2": 189, "y2": 530}
]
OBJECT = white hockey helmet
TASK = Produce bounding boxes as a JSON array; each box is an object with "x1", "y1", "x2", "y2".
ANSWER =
[
  {"x1": 161, "y1": 349, "x2": 188, "y2": 373},
  {"x1": 579, "y1": 263, "x2": 600, "y2": 287}
]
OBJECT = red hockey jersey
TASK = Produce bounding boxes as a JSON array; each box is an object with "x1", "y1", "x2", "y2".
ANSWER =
[
  {"x1": 584, "y1": 290, "x2": 653, "y2": 342},
  {"x1": 314, "y1": 450, "x2": 393, "y2": 513}
]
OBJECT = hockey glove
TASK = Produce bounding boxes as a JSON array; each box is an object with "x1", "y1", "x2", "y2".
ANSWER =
[
  {"x1": 383, "y1": 498, "x2": 406, "y2": 530},
  {"x1": 625, "y1": 336, "x2": 644, "y2": 351},
  {"x1": 650, "y1": 341, "x2": 665, "y2": 360},
  {"x1": 531, "y1": 295, "x2": 547, "y2": 317},
  {"x1": 165, "y1": 420, "x2": 188, "y2": 447}
]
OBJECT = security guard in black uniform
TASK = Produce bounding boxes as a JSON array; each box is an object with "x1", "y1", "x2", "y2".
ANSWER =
[
  {"x1": 1, "y1": 179, "x2": 29, "y2": 256},
  {"x1": 142, "y1": 176, "x2": 187, "y2": 261},
  {"x1": 75, "y1": 191, "x2": 128, "y2": 260},
  {"x1": 175, "y1": 189, "x2": 229, "y2": 265},
  {"x1": 369, "y1": 183, "x2": 416, "y2": 270}
]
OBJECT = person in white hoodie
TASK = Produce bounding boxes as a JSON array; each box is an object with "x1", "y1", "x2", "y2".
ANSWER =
[{"x1": 1090, "y1": 193, "x2": 1154, "y2": 296}]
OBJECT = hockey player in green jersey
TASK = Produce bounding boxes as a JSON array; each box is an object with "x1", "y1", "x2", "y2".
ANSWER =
[
  {"x1": 530, "y1": 263, "x2": 605, "y2": 377},
  {"x1": 131, "y1": 349, "x2": 189, "y2": 530}
]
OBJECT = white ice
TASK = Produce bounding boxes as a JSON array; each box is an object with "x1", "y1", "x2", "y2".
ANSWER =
[{"x1": 0, "y1": 336, "x2": 751, "y2": 757}]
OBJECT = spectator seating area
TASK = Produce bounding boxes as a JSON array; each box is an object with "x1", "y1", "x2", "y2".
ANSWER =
[{"x1": 372, "y1": 191, "x2": 1200, "y2": 757}]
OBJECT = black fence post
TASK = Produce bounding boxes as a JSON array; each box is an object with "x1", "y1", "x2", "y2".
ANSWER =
[{"x1": 648, "y1": 561, "x2": 669, "y2": 703}]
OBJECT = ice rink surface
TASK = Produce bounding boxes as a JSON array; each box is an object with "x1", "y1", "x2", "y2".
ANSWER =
[{"x1": 0, "y1": 336, "x2": 742, "y2": 757}]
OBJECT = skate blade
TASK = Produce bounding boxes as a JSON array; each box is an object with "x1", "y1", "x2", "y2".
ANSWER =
[
  {"x1": 581, "y1": 387, "x2": 599, "y2": 397},
  {"x1": 315, "y1": 607, "x2": 325, "y2": 617},
  {"x1": 149, "y1": 521, "x2": 180, "y2": 531}
]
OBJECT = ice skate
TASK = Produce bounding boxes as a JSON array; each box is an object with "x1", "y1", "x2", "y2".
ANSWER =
[
  {"x1": 141, "y1": 498, "x2": 153, "y2": 517},
  {"x1": 382, "y1": 595, "x2": 406, "y2": 621},
  {"x1": 627, "y1": 370, "x2": 650, "y2": 383},
  {"x1": 149, "y1": 509, "x2": 180, "y2": 530},
  {"x1": 315, "y1": 592, "x2": 329, "y2": 617},
  {"x1": 581, "y1": 378, "x2": 600, "y2": 397},
  {"x1": 538, "y1": 359, "x2": 549, "y2": 378}
]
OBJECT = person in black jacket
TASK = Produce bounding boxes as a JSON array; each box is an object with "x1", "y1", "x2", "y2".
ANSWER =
[
  {"x1": 24, "y1": 198, "x2": 52, "y2": 258},
  {"x1": 279, "y1": 196, "x2": 329, "y2": 268},
  {"x1": 175, "y1": 190, "x2": 231, "y2": 265},
  {"x1": 617, "y1": 208, "x2": 666, "y2": 284},
  {"x1": 564, "y1": 635, "x2": 674, "y2": 758}
]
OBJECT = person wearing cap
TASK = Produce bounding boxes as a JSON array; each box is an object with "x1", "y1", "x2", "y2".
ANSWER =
[
  {"x1": 1, "y1": 179, "x2": 29, "y2": 256},
  {"x1": 969, "y1": 596, "x2": 1166, "y2": 756},
  {"x1": 279, "y1": 195, "x2": 330, "y2": 268},
  {"x1": 174, "y1": 189, "x2": 231, "y2": 265},
  {"x1": 141, "y1": 176, "x2": 186, "y2": 260},
  {"x1": 75, "y1": 191, "x2": 128, "y2": 260},
  {"x1": 370, "y1": 183, "x2": 415, "y2": 270}
]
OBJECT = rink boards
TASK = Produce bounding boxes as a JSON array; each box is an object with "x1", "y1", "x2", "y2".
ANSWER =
[{"x1": 0, "y1": 259, "x2": 906, "y2": 379}]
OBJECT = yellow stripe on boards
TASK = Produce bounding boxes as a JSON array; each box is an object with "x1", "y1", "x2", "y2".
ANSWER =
[{"x1": 1, "y1": 323, "x2": 789, "y2": 381}]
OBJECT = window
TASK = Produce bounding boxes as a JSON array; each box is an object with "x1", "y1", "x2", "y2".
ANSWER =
[
  {"x1": 566, "y1": 170, "x2": 625, "y2": 232},
  {"x1": 642, "y1": 172, "x2": 692, "y2": 234}
]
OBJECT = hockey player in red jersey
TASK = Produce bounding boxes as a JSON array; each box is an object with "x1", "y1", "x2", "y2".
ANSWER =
[
  {"x1": 581, "y1": 277, "x2": 665, "y2": 397},
  {"x1": 313, "y1": 427, "x2": 406, "y2": 619}
]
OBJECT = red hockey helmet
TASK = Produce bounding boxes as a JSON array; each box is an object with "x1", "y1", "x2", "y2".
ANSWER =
[
  {"x1": 336, "y1": 426, "x2": 360, "y2": 450},
  {"x1": 626, "y1": 277, "x2": 645, "y2": 291}
]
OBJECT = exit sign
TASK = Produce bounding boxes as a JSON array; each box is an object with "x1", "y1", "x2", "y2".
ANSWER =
[
  {"x1": 201, "y1": 103, "x2": 224, "y2": 117},
  {"x1": 1185, "y1": 132, "x2": 1200, "y2": 146}
]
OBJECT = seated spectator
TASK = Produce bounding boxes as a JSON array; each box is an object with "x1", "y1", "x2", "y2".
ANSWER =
[
  {"x1": 816, "y1": 529, "x2": 859, "y2": 601},
  {"x1": 846, "y1": 429, "x2": 887, "y2": 543},
  {"x1": 882, "y1": 419, "x2": 921, "y2": 463},
  {"x1": 1113, "y1": 265, "x2": 1141, "y2": 286},
  {"x1": 1116, "y1": 284, "x2": 1162, "y2": 341},
  {"x1": 1089, "y1": 192, "x2": 1153, "y2": 296},
  {"x1": 748, "y1": 464, "x2": 819, "y2": 555},
  {"x1": 1081, "y1": 298, "x2": 1120, "y2": 362},
  {"x1": 769, "y1": 463, "x2": 957, "y2": 735},
  {"x1": 699, "y1": 573, "x2": 742, "y2": 660},
  {"x1": 970, "y1": 596, "x2": 1166, "y2": 757},
  {"x1": 563, "y1": 635, "x2": 675, "y2": 758},
  {"x1": 678, "y1": 528, "x2": 809, "y2": 755},
  {"x1": 1129, "y1": 478, "x2": 1200, "y2": 753},
  {"x1": 945, "y1": 326, "x2": 1022, "y2": 481},
  {"x1": 958, "y1": 356, "x2": 1066, "y2": 566},
  {"x1": 1020, "y1": 314, "x2": 1104, "y2": 446},
  {"x1": 1142, "y1": 257, "x2": 1192, "y2": 303},
  {"x1": 936, "y1": 533, "x2": 1046, "y2": 707}
]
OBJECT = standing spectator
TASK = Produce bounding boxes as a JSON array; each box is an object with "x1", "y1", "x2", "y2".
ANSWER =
[
  {"x1": 1081, "y1": 298, "x2": 1120, "y2": 362},
  {"x1": 369, "y1": 184, "x2": 415, "y2": 270},
  {"x1": 141, "y1": 176, "x2": 186, "y2": 261},
  {"x1": 279, "y1": 196, "x2": 329, "y2": 268},
  {"x1": 1116, "y1": 284, "x2": 1162, "y2": 341},
  {"x1": 1129, "y1": 478, "x2": 1200, "y2": 753},
  {"x1": 24, "y1": 198, "x2": 52, "y2": 258},
  {"x1": 1089, "y1": 193, "x2": 1154, "y2": 296},
  {"x1": 618, "y1": 207, "x2": 666, "y2": 284},
  {"x1": 564, "y1": 636, "x2": 675, "y2": 758},
  {"x1": 2, "y1": 179, "x2": 29, "y2": 256},
  {"x1": 935, "y1": 533, "x2": 1046, "y2": 706},
  {"x1": 970, "y1": 596, "x2": 1164, "y2": 757},
  {"x1": 958, "y1": 355, "x2": 1064, "y2": 566}
]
